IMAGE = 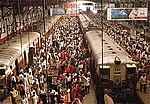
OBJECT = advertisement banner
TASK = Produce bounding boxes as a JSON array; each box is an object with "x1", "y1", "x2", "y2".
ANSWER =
[
  {"x1": 107, "y1": 8, "x2": 148, "y2": 20},
  {"x1": 63, "y1": 3, "x2": 78, "y2": 16}
]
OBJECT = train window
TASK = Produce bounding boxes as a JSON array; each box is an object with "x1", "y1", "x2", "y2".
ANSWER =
[
  {"x1": 109, "y1": 48, "x2": 113, "y2": 50},
  {"x1": 0, "y1": 69, "x2": 5, "y2": 75},
  {"x1": 101, "y1": 69, "x2": 109, "y2": 75},
  {"x1": 127, "y1": 67, "x2": 136, "y2": 74},
  {"x1": 100, "y1": 66, "x2": 110, "y2": 79},
  {"x1": 82, "y1": 3, "x2": 93, "y2": 5}
]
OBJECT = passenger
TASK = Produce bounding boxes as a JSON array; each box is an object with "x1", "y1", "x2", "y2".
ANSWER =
[
  {"x1": 21, "y1": 95, "x2": 28, "y2": 104},
  {"x1": 19, "y1": 82, "x2": 25, "y2": 98},
  {"x1": 139, "y1": 73, "x2": 147, "y2": 93},
  {"x1": 23, "y1": 74, "x2": 29, "y2": 92},
  {"x1": 32, "y1": 91, "x2": 38, "y2": 104},
  {"x1": 28, "y1": 72, "x2": 33, "y2": 85},
  {"x1": 84, "y1": 74, "x2": 90, "y2": 94},
  {"x1": 66, "y1": 73, "x2": 72, "y2": 88},
  {"x1": 10, "y1": 88, "x2": 18, "y2": 104},
  {"x1": 11, "y1": 74, "x2": 17, "y2": 90},
  {"x1": 39, "y1": 74, "x2": 44, "y2": 88},
  {"x1": 66, "y1": 88, "x2": 71, "y2": 104},
  {"x1": 18, "y1": 72, "x2": 24, "y2": 84}
]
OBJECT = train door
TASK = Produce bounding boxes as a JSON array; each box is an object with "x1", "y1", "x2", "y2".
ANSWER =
[
  {"x1": 15, "y1": 60, "x2": 19, "y2": 76},
  {"x1": 29, "y1": 47, "x2": 35, "y2": 65},
  {"x1": 86, "y1": 7, "x2": 90, "y2": 12},
  {"x1": 24, "y1": 51, "x2": 27, "y2": 66}
]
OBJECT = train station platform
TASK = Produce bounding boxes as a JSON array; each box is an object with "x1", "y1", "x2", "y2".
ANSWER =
[
  {"x1": 2, "y1": 14, "x2": 62, "y2": 104},
  {"x1": 83, "y1": 81, "x2": 97, "y2": 104},
  {"x1": 136, "y1": 82, "x2": 150, "y2": 104}
]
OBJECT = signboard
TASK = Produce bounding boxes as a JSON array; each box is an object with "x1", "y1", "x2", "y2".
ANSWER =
[
  {"x1": 52, "y1": 8, "x2": 65, "y2": 15},
  {"x1": 95, "y1": 4, "x2": 115, "y2": 10},
  {"x1": 63, "y1": 3, "x2": 78, "y2": 16},
  {"x1": 107, "y1": 8, "x2": 148, "y2": 20}
]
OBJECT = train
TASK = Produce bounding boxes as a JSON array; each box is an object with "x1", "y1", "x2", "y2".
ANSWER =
[
  {"x1": 86, "y1": 27, "x2": 138, "y2": 99},
  {"x1": 0, "y1": 15, "x2": 61, "y2": 96},
  {"x1": 79, "y1": 13, "x2": 138, "y2": 101},
  {"x1": 0, "y1": 32, "x2": 40, "y2": 92}
]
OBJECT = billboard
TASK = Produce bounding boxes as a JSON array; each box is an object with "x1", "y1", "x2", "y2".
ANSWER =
[
  {"x1": 107, "y1": 8, "x2": 148, "y2": 20},
  {"x1": 63, "y1": 3, "x2": 78, "y2": 16}
]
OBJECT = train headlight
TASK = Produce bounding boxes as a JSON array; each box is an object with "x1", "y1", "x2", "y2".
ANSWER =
[{"x1": 114, "y1": 56, "x2": 121, "y2": 64}]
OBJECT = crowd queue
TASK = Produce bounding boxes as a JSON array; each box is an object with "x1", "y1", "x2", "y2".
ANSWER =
[
  {"x1": 9, "y1": 15, "x2": 91, "y2": 104},
  {"x1": 85, "y1": 11, "x2": 150, "y2": 93}
]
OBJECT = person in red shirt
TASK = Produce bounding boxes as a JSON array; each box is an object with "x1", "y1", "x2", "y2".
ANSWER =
[
  {"x1": 65, "y1": 64, "x2": 70, "y2": 73},
  {"x1": 61, "y1": 51, "x2": 66, "y2": 61},
  {"x1": 69, "y1": 65, "x2": 75, "y2": 74}
]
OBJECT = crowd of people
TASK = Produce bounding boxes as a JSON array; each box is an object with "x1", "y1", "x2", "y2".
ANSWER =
[
  {"x1": 9, "y1": 15, "x2": 91, "y2": 104},
  {"x1": 85, "y1": 11, "x2": 150, "y2": 93},
  {"x1": 45, "y1": 16, "x2": 91, "y2": 104}
]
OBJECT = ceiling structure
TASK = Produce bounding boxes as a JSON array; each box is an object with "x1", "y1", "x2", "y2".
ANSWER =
[{"x1": 0, "y1": 0, "x2": 149, "y2": 18}]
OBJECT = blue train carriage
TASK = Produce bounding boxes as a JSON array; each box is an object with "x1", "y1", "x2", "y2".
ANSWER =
[{"x1": 85, "y1": 27, "x2": 138, "y2": 99}]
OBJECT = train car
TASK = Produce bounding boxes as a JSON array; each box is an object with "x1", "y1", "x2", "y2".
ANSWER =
[
  {"x1": 0, "y1": 32, "x2": 40, "y2": 95},
  {"x1": 78, "y1": 12, "x2": 97, "y2": 34},
  {"x1": 85, "y1": 27, "x2": 138, "y2": 100},
  {"x1": 78, "y1": 13, "x2": 91, "y2": 33}
]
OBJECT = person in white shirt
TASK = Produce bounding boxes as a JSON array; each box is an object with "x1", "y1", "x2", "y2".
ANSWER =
[
  {"x1": 23, "y1": 75, "x2": 29, "y2": 92},
  {"x1": 32, "y1": 91, "x2": 38, "y2": 104},
  {"x1": 30, "y1": 87, "x2": 36, "y2": 97},
  {"x1": 28, "y1": 67, "x2": 32, "y2": 75},
  {"x1": 21, "y1": 95, "x2": 28, "y2": 104},
  {"x1": 28, "y1": 72, "x2": 33, "y2": 85},
  {"x1": 66, "y1": 73, "x2": 72, "y2": 88},
  {"x1": 50, "y1": 88, "x2": 58, "y2": 104},
  {"x1": 35, "y1": 78, "x2": 40, "y2": 88},
  {"x1": 39, "y1": 74, "x2": 45, "y2": 88},
  {"x1": 18, "y1": 72, "x2": 24, "y2": 84},
  {"x1": 83, "y1": 75, "x2": 90, "y2": 94},
  {"x1": 24, "y1": 72, "x2": 29, "y2": 79}
]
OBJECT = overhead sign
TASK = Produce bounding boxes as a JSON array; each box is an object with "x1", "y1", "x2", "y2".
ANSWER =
[{"x1": 107, "y1": 8, "x2": 148, "y2": 20}]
